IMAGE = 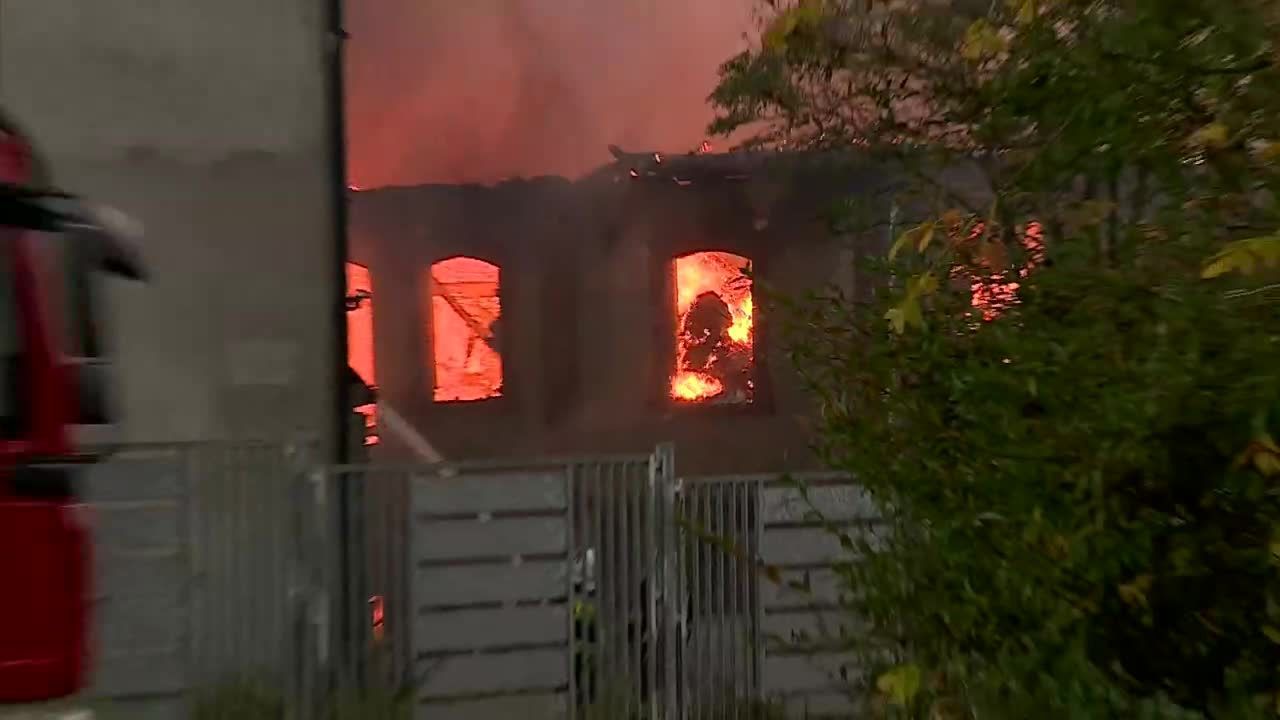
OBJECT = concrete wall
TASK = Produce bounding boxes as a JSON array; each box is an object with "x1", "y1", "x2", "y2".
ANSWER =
[
  {"x1": 0, "y1": 1, "x2": 339, "y2": 449},
  {"x1": 350, "y1": 154, "x2": 894, "y2": 475}
]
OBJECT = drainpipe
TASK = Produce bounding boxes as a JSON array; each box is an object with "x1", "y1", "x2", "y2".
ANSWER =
[
  {"x1": 327, "y1": 0, "x2": 350, "y2": 466},
  {"x1": 325, "y1": 0, "x2": 355, "y2": 694}
]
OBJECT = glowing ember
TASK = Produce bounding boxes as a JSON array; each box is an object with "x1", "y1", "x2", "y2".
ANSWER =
[
  {"x1": 672, "y1": 372, "x2": 723, "y2": 399},
  {"x1": 429, "y1": 257, "x2": 503, "y2": 402},
  {"x1": 671, "y1": 251, "x2": 754, "y2": 403}
]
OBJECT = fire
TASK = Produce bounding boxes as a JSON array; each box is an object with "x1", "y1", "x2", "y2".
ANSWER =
[
  {"x1": 670, "y1": 251, "x2": 754, "y2": 403},
  {"x1": 346, "y1": 263, "x2": 377, "y2": 388},
  {"x1": 346, "y1": 262, "x2": 379, "y2": 445},
  {"x1": 428, "y1": 257, "x2": 503, "y2": 402},
  {"x1": 955, "y1": 222, "x2": 1045, "y2": 321},
  {"x1": 672, "y1": 372, "x2": 723, "y2": 399}
]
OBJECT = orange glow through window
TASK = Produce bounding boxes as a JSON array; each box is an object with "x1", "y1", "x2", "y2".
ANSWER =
[
  {"x1": 429, "y1": 257, "x2": 503, "y2": 402},
  {"x1": 671, "y1": 251, "x2": 754, "y2": 404},
  {"x1": 346, "y1": 263, "x2": 379, "y2": 446}
]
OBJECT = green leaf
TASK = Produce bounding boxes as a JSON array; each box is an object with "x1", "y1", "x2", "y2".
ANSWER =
[
  {"x1": 885, "y1": 306, "x2": 908, "y2": 334},
  {"x1": 876, "y1": 664, "x2": 922, "y2": 705},
  {"x1": 1190, "y1": 122, "x2": 1230, "y2": 149},
  {"x1": 910, "y1": 272, "x2": 940, "y2": 297},
  {"x1": 917, "y1": 222, "x2": 937, "y2": 253},
  {"x1": 962, "y1": 20, "x2": 1008, "y2": 61},
  {"x1": 1202, "y1": 235, "x2": 1280, "y2": 278},
  {"x1": 890, "y1": 222, "x2": 934, "y2": 262},
  {"x1": 1013, "y1": 0, "x2": 1037, "y2": 25},
  {"x1": 761, "y1": 0, "x2": 828, "y2": 52}
]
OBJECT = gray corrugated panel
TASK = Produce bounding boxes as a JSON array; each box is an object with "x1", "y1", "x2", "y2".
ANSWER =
[
  {"x1": 96, "y1": 592, "x2": 185, "y2": 654},
  {"x1": 411, "y1": 471, "x2": 568, "y2": 515},
  {"x1": 417, "y1": 692, "x2": 567, "y2": 720},
  {"x1": 90, "y1": 650, "x2": 187, "y2": 696},
  {"x1": 419, "y1": 649, "x2": 568, "y2": 698},
  {"x1": 416, "y1": 606, "x2": 567, "y2": 653},
  {"x1": 416, "y1": 517, "x2": 567, "y2": 561},
  {"x1": 416, "y1": 562, "x2": 568, "y2": 607},
  {"x1": 762, "y1": 652, "x2": 862, "y2": 694},
  {"x1": 762, "y1": 485, "x2": 880, "y2": 525}
]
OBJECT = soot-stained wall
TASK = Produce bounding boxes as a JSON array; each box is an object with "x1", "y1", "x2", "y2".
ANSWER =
[{"x1": 349, "y1": 152, "x2": 893, "y2": 475}]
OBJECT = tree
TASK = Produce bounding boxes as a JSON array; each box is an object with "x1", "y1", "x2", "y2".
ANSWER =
[{"x1": 710, "y1": 0, "x2": 1280, "y2": 716}]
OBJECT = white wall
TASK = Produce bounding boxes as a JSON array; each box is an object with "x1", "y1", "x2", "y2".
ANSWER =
[{"x1": 0, "y1": 0, "x2": 340, "y2": 448}]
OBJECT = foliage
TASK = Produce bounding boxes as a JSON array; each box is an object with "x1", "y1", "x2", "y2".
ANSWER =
[{"x1": 710, "y1": 0, "x2": 1280, "y2": 716}]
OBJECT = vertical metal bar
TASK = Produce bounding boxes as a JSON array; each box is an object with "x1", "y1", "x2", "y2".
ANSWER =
[
  {"x1": 250, "y1": 448, "x2": 264, "y2": 670},
  {"x1": 238, "y1": 446, "x2": 250, "y2": 670},
  {"x1": 601, "y1": 462, "x2": 614, "y2": 716},
  {"x1": 596, "y1": 463, "x2": 608, "y2": 717},
  {"x1": 729, "y1": 481, "x2": 741, "y2": 720},
  {"x1": 590, "y1": 463, "x2": 604, "y2": 719},
  {"x1": 402, "y1": 470, "x2": 417, "y2": 710},
  {"x1": 262, "y1": 448, "x2": 275, "y2": 671},
  {"x1": 715, "y1": 484, "x2": 727, "y2": 718},
  {"x1": 629, "y1": 462, "x2": 643, "y2": 713},
  {"x1": 566, "y1": 465, "x2": 579, "y2": 720},
  {"x1": 180, "y1": 447, "x2": 201, "y2": 689},
  {"x1": 747, "y1": 476, "x2": 757, "y2": 702},
  {"x1": 645, "y1": 454, "x2": 660, "y2": 720},
  {"x1": 675, "y1": 482, "x2": 688, "y2": 717},
  {"x1": 272, "y1": 450, "x2": 286, "y2": 678},
  {"x1": 227, "y1": 445, "x2": 238, "y2": 674},
  {"x1": 618, "y1": 461, "x2": 631, "y2": 716},
  {"x1": 612, "y1": 460, "x2": 624, "y2": 716},
  {"x1": 686, "y1": 486, "x2": 698, "y2": 720},
  {"x1": 617, "y1": 461, "x2": 628, "y2": 716},
  {"x1": 693, "y1": 485, "x2": 706, "y2": 720},
  {"x1": 660, "y1": 457, "x2": 679, "y2": 720}
]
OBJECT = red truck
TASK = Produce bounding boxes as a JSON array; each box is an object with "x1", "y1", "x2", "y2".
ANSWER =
[{"x1": 0, "y1": 110, "x2": 145, "y2": 706}]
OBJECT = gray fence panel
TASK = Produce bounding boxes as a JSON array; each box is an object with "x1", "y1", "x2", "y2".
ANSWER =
[
  {"x1": 676, "y1": 471, "x2": 875, "y2": 719},
  {"x1": 80, "y1": 440, "x2": 320, "y2": 720},
  {"x1": 400, "y1": 464, "x2": 578, "y2": 718},
  {"x1": 67, "y1": 443, "x2": 871, "y2": 720},
  {"x1": 81, "y1": 447, "x2": 190, "y2": 713}
]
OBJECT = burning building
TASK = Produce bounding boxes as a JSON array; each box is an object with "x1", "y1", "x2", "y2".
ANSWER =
[{"x1": 347, "y1": 148, "x2": 894, "y2": 474}]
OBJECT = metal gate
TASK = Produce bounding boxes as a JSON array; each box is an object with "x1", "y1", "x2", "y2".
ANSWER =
[
  {"x1": 330, "y1": 445, "x2": 678, "y2": 720},
  {"x1": 332, "y1": 449, "x2": 874, "y2": 719}
]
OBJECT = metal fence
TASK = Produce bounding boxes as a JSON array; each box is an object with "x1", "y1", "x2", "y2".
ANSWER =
[
  {"x1": 81, "y1": 440, "x2": 323, "y2": 719},
  {"x1": 80, "y1": 441, "x2": 877, "y2": 719},
  {"x1": 328, "y1": 446, "x2": 678, "y2": 720},
  {"x1": 333, "y1": 450, "x2": 875, "y2": 719},
  {"x1": 680, "y1": 472, "x2": 881, "y2": 718}
]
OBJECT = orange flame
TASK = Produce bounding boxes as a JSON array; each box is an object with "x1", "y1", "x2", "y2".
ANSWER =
[
  {"x1": 671, "y1": 251, "x2": 754, "y2": 402},
  {"x1": 671, "y1": 372, "x2": 723, "y2": 399},
  {"x1": 429, "y1": 257, "x2": 503, "y2": 402}
]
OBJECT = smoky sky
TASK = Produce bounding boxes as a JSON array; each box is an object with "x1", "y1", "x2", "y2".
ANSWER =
[{"x1": 345, "y1": 0, "x2": 756, "y2": 188}]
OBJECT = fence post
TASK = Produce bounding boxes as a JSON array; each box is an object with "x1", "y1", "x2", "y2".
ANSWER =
[
  {"x1": 653, "y1": 444, "x2": 678, "y2": 720},
  {"x1": 298, "y1": 465, "x2": 330, "y2": 719}
]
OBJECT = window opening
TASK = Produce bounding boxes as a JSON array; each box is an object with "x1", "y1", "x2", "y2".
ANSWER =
[
  {"x1": 346, "y1": 262, "x2": 378, "y2": 445},
  {"x1": 670, "y1": 250, "x2": 753, "y2": 405},
  {"x1": 428, "y1": 257, "x2": 503, "y2": 402}
]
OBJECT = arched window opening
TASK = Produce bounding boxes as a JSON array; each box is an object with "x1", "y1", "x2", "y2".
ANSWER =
[
  {"x1": 670, "y1": 250, "x2": 754, "y2": 405},
  {"x1": 345, "y1": 262, "x2": 378, "y2": 446},
  {"x1": 428, "y1": 257, "x2": 503, "y2": 402}
]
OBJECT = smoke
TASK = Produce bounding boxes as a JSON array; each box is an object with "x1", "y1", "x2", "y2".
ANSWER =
[{"x1": 345, "y1": 0, "x2": 756, "y2": 188}]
